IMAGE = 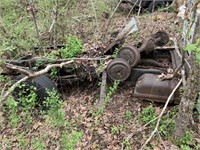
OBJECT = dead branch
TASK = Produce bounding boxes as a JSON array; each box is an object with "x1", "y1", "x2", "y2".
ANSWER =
[
  {"x1": 121, "y1": 116, "x2": 159, "y2": 150},
  {"x1": 137, "y1": 0, "x2": 142, "y2": 16},
  {"x1": 98, "y1": 71, "x2": 107, "y2": 108},
  {"x1": 27, "y1": 2, "x2": 43, "y2": 51},
  {"x1": 2, "y1": 56, "x2": 113, "y2": 67},
  {"x1": 103, "y1": 0, "x2": 123, "y2": 36},
  {"x1": 140, "y1": 78, "x2": 183, "y2": 150},
  {"x1": 0, "y1": 60, "x2": 74, "y2": 103},
  {"x1": 5, "y1": 63, "x2": 32, "y2": 75},
  {"x1": 48, "y1": 0, "x2": 70, "y2": 33},
  {"x1": 89, "y1": 0, "x2": 99, "y2": 41},
  {"x1": 127, "y1": 0, "x2": 139, "y2": 18}
]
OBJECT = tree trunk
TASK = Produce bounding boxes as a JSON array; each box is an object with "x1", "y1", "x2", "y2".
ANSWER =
[
  {"x1": 173, "y1": 59, "x2": 200, "y2": 139},
  {"x1": 173, "y1": 1, "x2": 200, "y2": 140}
]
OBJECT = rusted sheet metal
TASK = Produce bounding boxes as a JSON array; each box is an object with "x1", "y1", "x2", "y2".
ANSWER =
[{"x1": 134, "y1": 74, "x2": 181, "y2": 103}]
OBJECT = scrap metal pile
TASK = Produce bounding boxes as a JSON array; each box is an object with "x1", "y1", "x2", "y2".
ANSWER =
[{"x1": 2, "y1": 30, "x2": 183, "y2": 104}]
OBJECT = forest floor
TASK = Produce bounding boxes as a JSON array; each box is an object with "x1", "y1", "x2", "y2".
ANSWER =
[{"x1": 0, "y1": 1, "x2": 199, "y2": 150}]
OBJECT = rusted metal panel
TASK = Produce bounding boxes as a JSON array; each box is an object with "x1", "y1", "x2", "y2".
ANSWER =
[{"x1": 134, "y1": 74, "x2": 181, "y2": 103}]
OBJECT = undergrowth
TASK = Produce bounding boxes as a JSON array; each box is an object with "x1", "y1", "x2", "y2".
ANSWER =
[
  {"x1": 1, "y1": 86, "x2": 83, "y2": 149},
  {"x1": 60, "y1": 34, "x2": 83, "y2": 58},
  {"x1": 138, "y1": 104, "x2": 177, "y2": 138},
  {"x1": 138, "y1": 104, "x2": 200, "y2": 149}
]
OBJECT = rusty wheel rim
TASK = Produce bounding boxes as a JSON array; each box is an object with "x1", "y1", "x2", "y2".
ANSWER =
[
  {"x1": 152, "y1": 31, "x2": 169, "y2": 46},
  {"x1": 107, "y1": 58, "x2": 131, "y2": 81},
  {"x1": 117, "y1": 46, "x2": 140, "y2": 67}
]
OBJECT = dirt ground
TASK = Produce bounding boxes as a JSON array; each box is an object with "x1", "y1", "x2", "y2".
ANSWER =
[{"x1": 1, "y1": 1, "x2": 199, "y2": 149}]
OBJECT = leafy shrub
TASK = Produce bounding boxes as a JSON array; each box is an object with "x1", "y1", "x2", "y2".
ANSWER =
[
  {"x1": 60, "y1": 130, "x2": 83, "y2": 150},
  {"x1": 138, "y1": 104, "x2": 177, "y2": 138},
  {"x1": 60, "y1": 34, "x2": 83, "y2": 58}
]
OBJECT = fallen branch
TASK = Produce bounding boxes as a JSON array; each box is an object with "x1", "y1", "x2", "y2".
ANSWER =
[
  {"x1": 2, "y1": 56, "x2": 113, "y2": 67},
  {"x1": 140, "y1": 78, "x2": 183, "y2": 150},
  {"x1": 0, "y1": 60, "x2": 74, "y2": 103},
  {"x1": 5, "y1": 63, "x2": 32, "y2": 76},
  {"x1": 121, "y1": 116, "x2": 159, "y2": 150},
  {"x1": 98, "y1": 71, "x2": 107, "y2": 108}
]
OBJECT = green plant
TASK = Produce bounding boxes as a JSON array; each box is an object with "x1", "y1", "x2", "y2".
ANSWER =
[
  {"x1": 184, "y1": 39, "x2": 200, "y2": 62},
  {"x1": 119, "y1": 124, "x2": 125, "y2": 132},
  {"x1": 92, "y1": 80, "x2": 120, "y2": 116},
  {"x1": 18, "y1": 133, "x2": 27, "y2": 150},
  {"x1": 111, "y1": 125, "x2": 118, "y2": 135},
  {"x1": 0, "y1": 75, "x2": 7, "y2": 82},
  {"x1": 104, "y1": 80, "x2": 120, "y2": 105},
  {"x1": 178, "y1": 131, "x2": 194, "y2": 150},
  {"x1": 195, "y1": 93, "x2": 200, "y2": 119},
  {"x1": 96, "y1": 60, "x2": 106, "y2": 73},
  {"x1": 4, "y1": 84, "x2": 38, "y2": 127},
  {"x1": 123, "y1": 138, "x2": 131, "y2": 150},
  {"x1": 18, "y1": 85, "x2": 38, "y2": 124},
  {"x1": 32, "y1": 59, "x2": 45, "y2": 70},
  {"x1": 124, "y1": 110, "x2": 133, "y2": 120},
  {"x1": 31, "y1": 137, "x2": 46, "y2": 150},
  {"x1": 60, "y1": 34, "x2": 83, "y2": 58},
  {"x1": 94, "y1": 1, "x2": 111, "y2": 17},
  {"x1": 60, "y1": 130, "x2": 83, "y2": 150},
  {"x1": 50, "y1": 68, "x2": 58, "y2": 77},
  {"x1": 138, "y1": 104, "x2": 157, "y2": 128},
  {"x1": 113, "y1": 48, "x2": 119, "y2": 58},
  {"x1": 138, "y1": 104, "x2": 177, "y2": 139},
  {"x1": 5, "y1": 96, "x2": 20, "y2": 127},
  {"x1": 43, "y1": 89, "x2": 69, "y2": 128}
]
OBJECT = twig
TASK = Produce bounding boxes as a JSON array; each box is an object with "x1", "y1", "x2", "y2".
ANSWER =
[
  {"x1": 0, "y1": 60, "x2": 74, "y2": 103},
  {"x1": 89, "y1": 0, "x2": 99, "y2": 41},
  {"x1": 157, "y1": 132, "x2": 166, "y2": 150},
  {"x1": 137, "y1": 0, "x2": 142, "y2": 16},
  {"x1": 127, "y1": 0, "x2": 139, "y2": 18},
  {"x1": 121, "y1": 116, "x2": 159, "y2": 150},
  {"x1": 27, "y1": 2, "x2": 43, "y2": 52},
  {"x1": 140, "y1": 79, "x2": 183, "y2": 150},
  {"x1": 103, "y1": 0, "x2": 123, "y2": 35}
]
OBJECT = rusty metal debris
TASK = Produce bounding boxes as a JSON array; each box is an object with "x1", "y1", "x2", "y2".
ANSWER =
[
  {"x1": 134, "y1": 74, "x2": 180, "y2": 104},
  {"x1": 106, "y1": 31, "x2": 182, "y2": 103},
  {"x1": 107, "y1": 58, "x2": 131, "y2": 81},
  {"x1": 2, "y1": 30, "x2": 182, "y2": 103}
]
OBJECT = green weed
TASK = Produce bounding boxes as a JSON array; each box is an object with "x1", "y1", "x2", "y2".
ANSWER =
[
  {"x1": 184, "y1": 39, "x2": 200, "y2": 62},
  {"x1": 113, "y1": 48, "x2": 119, "y2": 58},
  {"x1": 138, "y1": 104, "x2": 177, "y2": 139},
  {"x1": 50, "y1": 68, "x2": 58, "y2": 77},
  {"x1": 31, "y1": 136, "x2": 46, "y2": 150},
  {"x1": 92, "y1": 80, "x2": 120, "y2": 117},
  {"x1": 5, "y1": 96, "x2": 20, "y2": 127},
  {"x1": 123, "y1": 138, "x2": 131, "y2": 150},
  {"x1": 111, "y1": 125, "x2": 118, "y2": 135},
  {"x1": 178, "y1": 131, "x2": 194, "y2": 150},
  {"x1": 18, "y1": 133, "x2": 27, "y2": 150},
  {"x1": 60, "y1": 130, "x2": 83, "y2": 150},
  {"x1": 104, "y1": 80, "x2": 120, "y2": 106},
  {"x1": 60, "y1": 34, "x2": 83, "y2": 58},
  {"x1": 0, "y1": 75, "x2": 7, "y2": 82},
  {"x1": 124, "y1": 110, "x2": 133, "y2": 120},
  {"x1": 138, "y1": 104, "x2": 157, "y2": 128},
  {"x1": 94, "y1": 1, "x2": 111, "y2": 17}
]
